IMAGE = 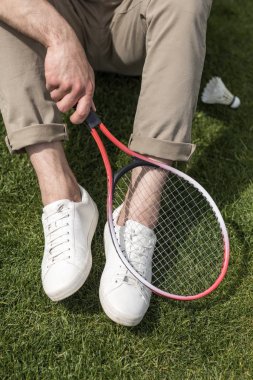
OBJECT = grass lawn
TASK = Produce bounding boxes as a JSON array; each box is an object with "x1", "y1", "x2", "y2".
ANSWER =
[{"x1": 0, "y1": 1, "x2": 253, "y2": 379}]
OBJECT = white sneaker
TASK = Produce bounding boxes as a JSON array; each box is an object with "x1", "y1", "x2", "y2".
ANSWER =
[
  {"x1": 99, "y1": 207, "x2": 156, "y2": 326},
  {"x1": 41, "y1": 185, "x2": 98, "y2": 301}
]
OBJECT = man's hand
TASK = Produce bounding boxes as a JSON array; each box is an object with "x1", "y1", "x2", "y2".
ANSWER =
[
  {"x1": 0, "y1": 0, "x2": 95, "y2": 124},
  {"x1": 45, "y1": 36, "x2": 95, "y2": 124}
]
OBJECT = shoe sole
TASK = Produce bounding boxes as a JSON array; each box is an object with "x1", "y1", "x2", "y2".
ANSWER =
[
  {"x1": 99, "y1": 288, "x2": 144, "y2": 327},
  {"x1": 49, "y1": 200, "x2": 99, "y2": 302}
]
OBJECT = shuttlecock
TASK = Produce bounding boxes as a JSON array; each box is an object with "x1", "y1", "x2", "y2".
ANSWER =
[{"x1": 201, "y1": 77, "x2": 240, "y2": 109}]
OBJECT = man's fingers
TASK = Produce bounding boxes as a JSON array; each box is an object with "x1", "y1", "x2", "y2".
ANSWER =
[
  {"x1": 45, "y1": 77, "x2": 59, "y2": 92},
  {"x1": 50, "y1": 88, "x2": 66, "y2": 102},
  {"x1": 70, "y1": 95, "x2": 94, "y2": 124},
  {"x1": 54, "y1": 79, "x2": 94, "y2": 114},
  {"x1": 56, "y1": 90, "x2": 83, "y2": 113}
]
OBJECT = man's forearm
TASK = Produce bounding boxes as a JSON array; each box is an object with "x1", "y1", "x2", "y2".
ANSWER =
[
  {"x1": 0, "y1": 0, "x2": 76, "y2": 47},
  {"x1": 1, "y1": 0, "x2": 95, "y2": 124}
]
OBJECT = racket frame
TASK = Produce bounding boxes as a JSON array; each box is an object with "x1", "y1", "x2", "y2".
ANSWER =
[{"x1": 85, "y1": 112, "x2": 230, "y2": 301}]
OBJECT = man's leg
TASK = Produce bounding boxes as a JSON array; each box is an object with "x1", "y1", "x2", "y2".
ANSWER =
[
  {"x1": 26, "y1": 142, "x2": 81, "y2": 206},
  {"x1": 0, "y1": 13, "x2": 98, "y2": 300},
  {"x1": 99, "y1": 0, "x2": 213, "y2": 326},
  {"x1": 108, "y1": 0, "x2": 212, "y2": 161}
]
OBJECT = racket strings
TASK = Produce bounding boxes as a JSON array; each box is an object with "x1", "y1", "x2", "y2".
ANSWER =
[
  {"x1": 154, "y1": 221, "x2": 221, "y2": 293},
  {"x1": 112, "y1": 165, "x2": 224, "y2": 296}
]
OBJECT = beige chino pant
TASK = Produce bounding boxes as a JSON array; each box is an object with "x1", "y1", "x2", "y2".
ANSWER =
[{"x1": 0, "y1": 0, "x2": 212, "y2": 161}]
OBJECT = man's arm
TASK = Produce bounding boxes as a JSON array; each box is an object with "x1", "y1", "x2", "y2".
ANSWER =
[{"x1": 0, "y1": 0, "x2": 95, "y2": 123}]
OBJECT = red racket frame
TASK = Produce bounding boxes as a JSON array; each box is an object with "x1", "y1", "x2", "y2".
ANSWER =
[{"x1": 86, "y1": 113, "x2": 230, "y2": 300}]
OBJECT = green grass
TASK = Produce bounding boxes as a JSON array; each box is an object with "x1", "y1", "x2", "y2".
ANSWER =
[{"x1": 1, "y1": 1, "x2": 253, "y2": 379}]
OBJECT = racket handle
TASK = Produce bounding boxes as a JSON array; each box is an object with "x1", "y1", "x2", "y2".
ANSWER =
[{"x1": 85, "y1": 111, "x2": 101, "y2": 129}]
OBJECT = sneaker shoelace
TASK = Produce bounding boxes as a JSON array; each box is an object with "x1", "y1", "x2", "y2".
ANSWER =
[
  {"x1": 44, "y1": 204, "x2": 71, "y2": 267},
  {"x1": 116, "y1": 224, "x2": 156, "y2": 296}
]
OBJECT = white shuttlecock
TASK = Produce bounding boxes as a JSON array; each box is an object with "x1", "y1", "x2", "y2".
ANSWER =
[{"x1": 201, "y1": 77, "x2": 240, "y2": 109}]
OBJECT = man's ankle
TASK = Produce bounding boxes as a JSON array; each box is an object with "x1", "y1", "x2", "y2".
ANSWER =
[
  {"x1": 26, "y1": 141, "x2": 82, "y2": 206},
  {"x1": 41, "y1": 178, "x2": 81, "y2": 206}
]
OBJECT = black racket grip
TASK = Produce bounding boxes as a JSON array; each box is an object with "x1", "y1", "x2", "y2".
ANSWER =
[{"x1": 85, "y1": 111, "x2": 101, "y2": 129}]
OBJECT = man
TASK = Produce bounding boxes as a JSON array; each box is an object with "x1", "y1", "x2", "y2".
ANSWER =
[{"x1": 0, "y1": 0, "x2": 212, "y2": 326}]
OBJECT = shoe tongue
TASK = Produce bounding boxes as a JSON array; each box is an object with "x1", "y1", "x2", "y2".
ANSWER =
[
  {"x1": 125, "y1": 220, "x2": 156, "y2": 240},
  {"x1": 43, "y1": 199, "x2": 71, "y2": 214}
]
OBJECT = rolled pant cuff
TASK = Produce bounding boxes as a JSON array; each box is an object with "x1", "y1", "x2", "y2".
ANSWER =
[
  {"x1": 128, "y1": 134, "x2": 196, "y2": 162},
  {"x1": 5, "y1": 123, "x2": 68, "y2": 154}
]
